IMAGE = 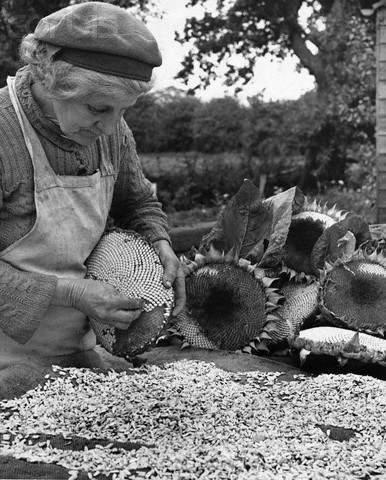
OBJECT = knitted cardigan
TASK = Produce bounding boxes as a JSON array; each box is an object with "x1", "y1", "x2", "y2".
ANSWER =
[{"x1": 0, "y1": 66, "x2": 170, "y2": 344}]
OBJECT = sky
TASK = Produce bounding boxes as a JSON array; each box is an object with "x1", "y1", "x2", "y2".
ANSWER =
[{"x1": 146, "y1": 0, "x2": 316, "y2": 104}]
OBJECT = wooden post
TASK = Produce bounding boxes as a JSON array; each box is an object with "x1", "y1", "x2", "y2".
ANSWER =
[{"x1": 377, "y1": 7, "x2": 386, "y2": 222}]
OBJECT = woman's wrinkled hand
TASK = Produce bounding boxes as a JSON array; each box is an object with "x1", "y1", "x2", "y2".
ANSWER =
[
  {"x1": 153, "y1": 239, "x2": 186, "y2": 317},
  {"x1": 52, "y1": 278, "x2": 143, "y2": 330}
]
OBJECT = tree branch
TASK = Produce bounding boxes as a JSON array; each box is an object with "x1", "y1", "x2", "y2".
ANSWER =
[{"x1": 282, "y1": 0, "x2": 327, "y2": 86}]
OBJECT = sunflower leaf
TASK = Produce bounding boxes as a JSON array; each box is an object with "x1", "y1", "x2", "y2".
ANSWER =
[
  {"x1": 311, "y1": 214, "x2": 371, "y2": 273},
  {"x1": 254, "y1": 186, "x2": 305, "y2": 267},
  {"x1": 200, "y1": 179, "x2": 263, "y2": 256},
  {"x1": 200, "y1": 181, "x2": 305, "y2": 267}
]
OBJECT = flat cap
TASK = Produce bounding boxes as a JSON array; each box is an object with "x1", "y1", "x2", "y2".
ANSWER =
[{"x1": 34, "y1": 2, "x2": 162, "y2": 81}]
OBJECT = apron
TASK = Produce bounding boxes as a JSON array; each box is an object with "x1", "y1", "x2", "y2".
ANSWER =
[{"x1": 0, "y1": 77, "x2": 115, "y2": 368}]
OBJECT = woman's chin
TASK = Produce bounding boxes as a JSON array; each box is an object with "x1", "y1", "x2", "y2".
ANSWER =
[{"x1": 67, "y1": 130, "x2": 100, "y2": 145}]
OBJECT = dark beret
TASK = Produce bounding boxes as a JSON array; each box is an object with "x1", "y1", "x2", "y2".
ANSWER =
[{"x1": 34, "y1": 2, "x2": 162, "y2": 81}]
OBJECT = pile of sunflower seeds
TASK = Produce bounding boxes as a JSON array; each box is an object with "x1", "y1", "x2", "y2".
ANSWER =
[{"x1": 0, "y1": 360, "x2": 386, "y2": 479}]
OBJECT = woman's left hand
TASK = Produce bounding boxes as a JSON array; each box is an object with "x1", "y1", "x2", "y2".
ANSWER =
[{"x1": 153, "y1": 240, "x2": 186, "y2": 317}]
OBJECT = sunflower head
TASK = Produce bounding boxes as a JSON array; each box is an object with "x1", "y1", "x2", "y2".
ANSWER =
[
  {"x1": 85, "y1": 228, "x2": 174, "y2": 360},
  {"x1": 290, "y1": 326, "x2": 386, "y2": 367},
  {"x1": 319, "y1": 244, "x2": 386, "y2": 336},
  {"x1": 173, "y1": 246, "x2": 282, "y2": 352},
  {"x1": 275, "y1": 275, "x2": 320, "y2": 340},
  {"x1": 283, "y1": 199, "x2": 347, "y2": 277}
]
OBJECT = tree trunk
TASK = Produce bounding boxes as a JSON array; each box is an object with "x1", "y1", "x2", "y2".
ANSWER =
[{"x1": 283, "y1": 0, "x2": 328, "y2": 88}]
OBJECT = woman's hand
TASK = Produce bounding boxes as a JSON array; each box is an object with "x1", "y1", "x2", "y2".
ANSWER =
[
  {"x1": 52, "y1": 278, "x2": 143, "y2": 330},
  {"x1": 153, "y1": 240, "x2": 186, "y2": 317}
]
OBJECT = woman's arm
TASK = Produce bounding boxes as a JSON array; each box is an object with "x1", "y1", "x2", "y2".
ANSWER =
[
  {"x1": 0, "y1": 147, "x2": 59, "y2": 344},
  {"x1": 153, "y1": 239, "x2": 186, "y2": 317},
  {"x1": 0, "y1": 259, "x2": 57, "y2": 344},
  {"x1": 52, "y1": 277, "x2": 144, "y2": 330}
]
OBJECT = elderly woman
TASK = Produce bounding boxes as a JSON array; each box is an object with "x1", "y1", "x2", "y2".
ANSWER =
[{"x1": 0, "y1": 2, "x2": 185, "y2": 369}]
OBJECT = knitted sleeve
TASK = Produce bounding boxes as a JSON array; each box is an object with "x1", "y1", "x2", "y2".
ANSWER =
[
  {"x1": 109, "y1": 120, "x2": 171, "y2": 243},
  {"x1": 0, "y1": 177, "x2": 58, "y2": 344},
  {"x1": 0, "y1": 259, "x2": 58, "y2": 344}
]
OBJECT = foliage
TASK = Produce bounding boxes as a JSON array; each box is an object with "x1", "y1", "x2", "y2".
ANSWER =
[
  {"x1": 241, "y1": 94, "x2": 316, "y2": 189},
  {"x1": 136, "y1": 75, "x2": 375, "y2": 212},
  {"x1": 174, "y1": 0, "x2": 363, "y2": 91},
  {"x1": 169, "y1": 0, "x2": 376, "y2": 198},
  {"x1": 191, "y1": 97, "x2": 246, "y2": 153},
  {"x1": 126, "y1": 93, "x2": 247, "y2": 154},
  {"x1": 131, "y1": 92, "x2": 314, "y2": 195},
  {"x1": 124, "y1": 92, "x2": 165, "y2": 152},
  {"x1": 124, "y1": 88, "x2": 202, "y2": 152},
  {"x1": 316, "y1": 183, "x2": 377, "y2": 224},
  {"x1": 139, "y1": 0, "x2": 376, "y2": 200},
  {"x1": 302, "y1": 13, "x2": 376, "y2": 191},
  {"x1": 145, "y1": 152, "x2": 247, "y2": 213},
  {"x1": 158, "y1": 91, "x2": 201, "y2": 152}
]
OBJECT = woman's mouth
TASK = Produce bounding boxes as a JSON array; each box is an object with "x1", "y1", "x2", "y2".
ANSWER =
[{"x1": 69, "y1": 129, "x2": 100, "y2": 138}]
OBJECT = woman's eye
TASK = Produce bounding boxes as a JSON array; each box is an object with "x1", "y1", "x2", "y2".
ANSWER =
[{"x1": 87, "y1": 105, "x2": 108, "y2": 115}]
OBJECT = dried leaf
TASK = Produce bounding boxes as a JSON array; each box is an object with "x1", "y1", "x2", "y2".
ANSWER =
[
  {"x1": 255, "y1": 186, "x2": 305, "y2": 267},
  {"x1": 200, "y1": 179, "x2": 263, "y2": 256},
  {"x1": 200, "y1": 181, "x2": 306, "y2": 267},
  {"x1": 311, "y1": 214, "x2": 371, "y2": 273}
]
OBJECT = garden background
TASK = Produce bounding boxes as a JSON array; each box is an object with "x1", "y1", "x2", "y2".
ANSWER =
[{"x1": 0, "y1": 0, "x2": 377, "y2": 227}]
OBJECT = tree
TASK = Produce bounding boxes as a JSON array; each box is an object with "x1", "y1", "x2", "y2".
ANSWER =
[
  {"x1": 124, "y1": 92, "x2": 165, "y2": 152},
  {"x1": 174, "y1": 0, "x2": 366, "y2": 93},
  {"x1": 301, "y1": 13, "x2": 376, "y2": 190},
  {"x1": 157, "y1": 88, "x2": 201, "y2": 152},
  {"x1": 124, "y1": 87, "x2": 201, "y2": 152},
  {"x1": 192, "y1": 96, "x2": 246, "y2": 153},
  {"x1": 242, "y1": 94, "x2": 318, "y2": 191},
  {"x1": 171, "y1": 0, "x2": 376, "y2": 193}
]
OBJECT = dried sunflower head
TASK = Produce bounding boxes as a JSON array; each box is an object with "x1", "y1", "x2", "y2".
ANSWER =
[
  {"x1": 282, "y1": 199, "x2": 347, "y2": 277},
  {"x1": 274, "y1": 276, "x2": 320, "y2": 343},
  {"x1": 173, "y1": 246, "x2": 282, "y2": 352},
  {"x1": 85, "y1": 228, "x2": 174, "y2": 360},
  {"x1": 319, "y1": 244, "x2": 386, "y2": 336},
  {"x1": 290, "y1": 326, "x2": 386, "y2": 367}
]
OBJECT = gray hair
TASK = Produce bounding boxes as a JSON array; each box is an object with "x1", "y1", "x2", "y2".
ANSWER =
[{"x1": 19, "y1": 34, "x2": 153, "y2": 101}]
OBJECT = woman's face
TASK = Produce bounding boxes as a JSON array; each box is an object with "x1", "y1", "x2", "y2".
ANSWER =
[{"x1": 52, "y1": 92, "x2": 140, "y2": 145}]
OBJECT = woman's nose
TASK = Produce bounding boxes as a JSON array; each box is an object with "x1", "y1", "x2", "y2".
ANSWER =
[{"x1": 95, "y1": 114, "x2": 120, "y2": 135}]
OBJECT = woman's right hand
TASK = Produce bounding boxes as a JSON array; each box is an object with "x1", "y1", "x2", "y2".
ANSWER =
[{"x1": 52, "y1": 278, "x2": 143, "y2": 330}]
